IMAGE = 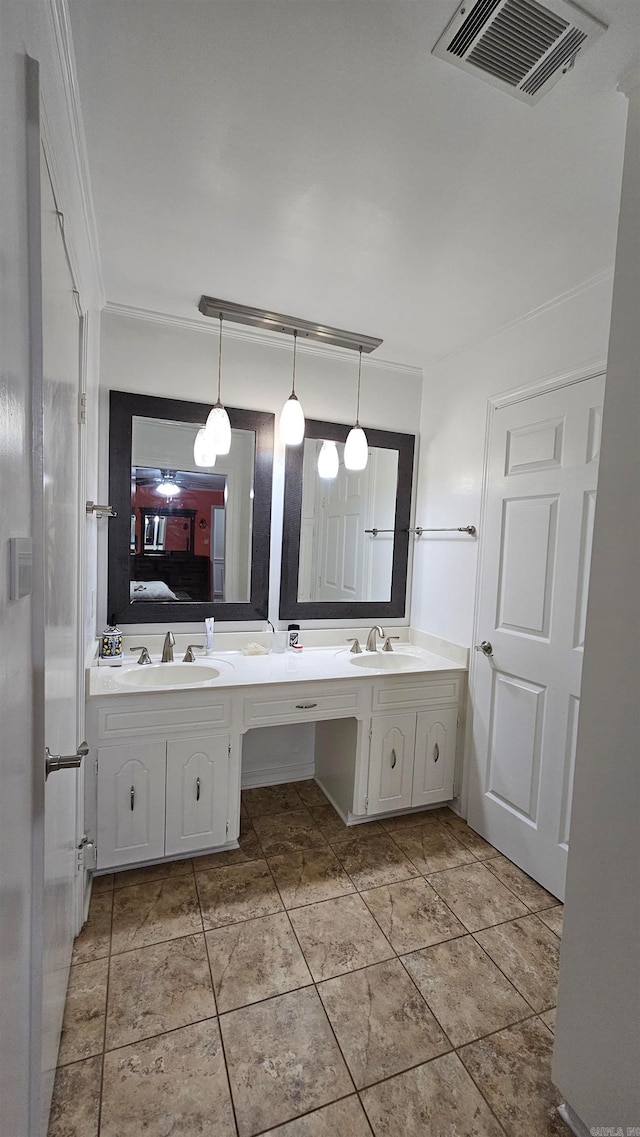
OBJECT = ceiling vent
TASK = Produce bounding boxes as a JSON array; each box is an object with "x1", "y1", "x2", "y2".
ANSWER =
[{"x1": 432, "y1": 0, "x2": 607, "y2": 104}]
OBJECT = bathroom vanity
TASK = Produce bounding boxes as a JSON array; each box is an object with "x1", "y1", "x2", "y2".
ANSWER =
[{"x1": 86, "y1": 644, "x2": 466, "y2": 872}]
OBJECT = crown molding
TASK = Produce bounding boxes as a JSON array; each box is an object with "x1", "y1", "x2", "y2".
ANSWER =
[
  {"x1": 439, "y1": 265, "x2": 615, "y2": 366},
  {"x1": 103, "y1": 301, "x2": 423, "y2": 378},
  {"x1": 46, "y1": 0, "x2": 105, "y2": 307}
]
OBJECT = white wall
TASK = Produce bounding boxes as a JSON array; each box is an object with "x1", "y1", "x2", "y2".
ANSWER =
[
  {"x1": 410, "y1": 270, "x2": 622, "y2": 648},
  {"x1": 0, "y1": 2, "x2": 102, "y2": 1131},
  {"x1": 97, "y1": 308, "x2": 422, "y2": 631},
  {"x1": 553, "y1": 71, "x2": 640, "y2": 1130}
]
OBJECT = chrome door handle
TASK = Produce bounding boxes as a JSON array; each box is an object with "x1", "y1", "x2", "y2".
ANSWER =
[
  {"x1": 44, "y1": 741, "x2": 89, "y2": 780},
  {"x1": 390, "y1": 748, "x2": 397, "y2": 769},
  {"x1": 474, "y1": 640, "x2": 493, "y2": 657},
  {"x1": 434, "y1": 743, "x2": 439, "y2": 763}
]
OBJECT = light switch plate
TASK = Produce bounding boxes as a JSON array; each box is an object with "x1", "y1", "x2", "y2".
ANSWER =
[{"x1": 9, "y1": 537, "x2": 33, "y2": 599}]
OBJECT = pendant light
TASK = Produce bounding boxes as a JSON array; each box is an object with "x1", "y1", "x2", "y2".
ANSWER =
[
  {"x1": 317, "y1": 439, "x2": 339, "y2": 479},
  {"x1": 193, "y1": 426, "x2": 216, "y2": 467},
  {"x1": 205, "y1": 313, "x2": 232, "y2": 455},
  {"x1": 344, "y1": 348, "x2": 368, "y2": 471},
  {"x1": 279, "y1": 330, "x2": 305, "y2": 446}
]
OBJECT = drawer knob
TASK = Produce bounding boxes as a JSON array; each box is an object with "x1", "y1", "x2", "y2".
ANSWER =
[{"x1": 295, "y1": 703, "x2": 318, "y2": 710}]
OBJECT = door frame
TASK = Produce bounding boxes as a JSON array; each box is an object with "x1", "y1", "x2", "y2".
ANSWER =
[{"x1": 461, "y1": 359, "x2": 608, "y2": 821}]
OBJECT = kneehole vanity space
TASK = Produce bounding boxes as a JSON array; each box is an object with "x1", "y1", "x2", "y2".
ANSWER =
[{"x1": 86, "y1": 640, "x2": 466, "y2": 873}]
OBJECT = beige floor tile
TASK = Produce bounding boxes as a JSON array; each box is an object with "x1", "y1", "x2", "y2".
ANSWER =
[
  {"x1": 392, "y1": 822, "x2": 477, "y2": 874},
  {"x1": 72, "y1": 892, "x2": 112, "y2": 964},
  {"x1": 484, "y1": 855, "x2": 560, "y2": 911},
  {"x1": 113, "y1": 857, "x2": 194, "y2": 889},
  {"x1": 360, "y1": 1051, "x2": 505, "y2": 1137},
  {"x1": 57, "y1": 959, "x2": 108, "y2": 1066},
  {"x1": 268, "y1": 846, "x2": 355, "y2": 908},
  {"x1": 318, "y1": 958, "x2": 449, "y2": 1088},
  {"x1": 111, "y1": 876, "x2": 202, "y2": 954},
  {"x1": 220, "y1": 986, "x2": 352, "y2": 1137},
  {"x1": 403, "y1": 934, "x2": 531, "y2": 1047},
  {"x1": 427, "y1": 861, "x2": 529, "y2": 932},
  {"x1": 197, "y1": 859, "x2": 283, "y2": 930},
  {"x1": 289, "y1": 893, "x2": 394, "y2": 981},
  {"x1": 193, "y1": 818, "x2": 263, "y2": 871},
  {"x1": 291, "y1": 780, "x2": 331, "y2": 809},
  {"x1": 105, "y1": 933, "x2": 216, "y2": 1049},
  {"x1": 439, "y1": 813, "x2": 498, "y2": 858},
  {"x1": 537, "y1": 905, "x2": 564, "y2": 938},
  {"x1": 253, "y1": 808, "x2": 327, "y2": 857},
  {"x1": 309, "y1": 804, "x2": 384, "y2": 844},
  {"x1": 459, "y1": 1016, "x2": 566, "y2": 1136},
  {"x1": 91, "y1": 873, "x2": 114, "y2": 893},
  {"x1": 361, "y1": 876, "x2": 466, "y2": 953},
  {"x1": 47, "y1": 1056, "x2": 101, "y2": 1137},
  {"x1": 540, "y1": 1008, "x2": 556, "y2": 1033},
  {"x1": 474, "y1": 915, "x2": 560, "y2": 1011},
  {"x1": 243, "y1": 784, "x2": 304, "y2": 817},
  {"x1": 101, "y1": 1019, "x2": 235, "y2": 1137},
  {"x1": 205, "y1": 912, "x2": 312, "y2": 1012},
  {"x1": 330, "y1": 832, "x2": 420, "y2": 890},
  {"x1": 260, "y1": 1096, "x2": 372, "y2": 1136},
  {"x1": 378, "y1": 808, "x2": 443, "y2": 834}
]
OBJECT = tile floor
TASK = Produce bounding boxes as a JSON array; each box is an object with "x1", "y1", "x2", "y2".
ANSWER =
[{"x1": 49, "y1": 780, "x2": 568, "y2": 1137}]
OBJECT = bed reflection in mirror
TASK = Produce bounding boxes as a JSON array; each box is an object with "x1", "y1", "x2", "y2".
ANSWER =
[
  {"x1": 130, "y1": 416, "x2": 254, "y2": 605},
  {"x1": 297, "y1": 438, "x2": 398, "y2": 603}
]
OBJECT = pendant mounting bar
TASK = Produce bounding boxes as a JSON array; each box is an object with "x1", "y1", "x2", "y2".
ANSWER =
[{"x1": 198, "y1": 296, "x2": 382, "y2": 353}]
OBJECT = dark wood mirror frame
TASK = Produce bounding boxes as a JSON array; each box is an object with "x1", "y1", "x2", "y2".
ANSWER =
[
  {"x1": 108, "y1": 390, "x2": 274, "y2": 624},
  {"x1": 280, "y1": 418, "x2": 415, "y2": 621}
]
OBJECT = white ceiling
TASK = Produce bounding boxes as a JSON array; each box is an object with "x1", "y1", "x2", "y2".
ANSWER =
[{"x1": 68, "y1": 0, "x2": 639, "y2": 367}]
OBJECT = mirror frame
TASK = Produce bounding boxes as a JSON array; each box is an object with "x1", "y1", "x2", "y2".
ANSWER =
[
  {"x1": 108, "y1": 390, "x2": 274, "y2": 624},
  {"x1": 280, "y1": 418, "x2": 415, "y2": 621}
]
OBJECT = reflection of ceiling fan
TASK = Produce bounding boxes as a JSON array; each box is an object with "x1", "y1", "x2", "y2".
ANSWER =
[{"x1": 132, "y1": 466, "x2": 226, "y2": 494}]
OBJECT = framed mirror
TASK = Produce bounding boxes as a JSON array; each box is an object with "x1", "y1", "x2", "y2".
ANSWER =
[
  {"x1": 280, "y1": 419, "x2": 415, "y2": 621},
  {"x1": 108, "y1": 391, "x2": 274, "y2": 623}
]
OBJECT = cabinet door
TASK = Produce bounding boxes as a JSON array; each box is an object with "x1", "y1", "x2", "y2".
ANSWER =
[
  {"x1": 412, "y1": 708, "x2": 457, "y2": 807},
  {"x1": 165, "y1": 735, "x2": 229, "y2": 856},
  {"x1": 367, "y1": 714, "x2": 416, "y2": 815},
  {"x1": 97, "y1": 743, "x2": 166, "y2": 869}
]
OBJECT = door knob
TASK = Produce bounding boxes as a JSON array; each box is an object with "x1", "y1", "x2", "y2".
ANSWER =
[
  {"x1": 474, "y1": 640, "x2": 493, "y2": 657},
  {"x1": 45, "y1": 741, "x2": 89, "y2": 780}
]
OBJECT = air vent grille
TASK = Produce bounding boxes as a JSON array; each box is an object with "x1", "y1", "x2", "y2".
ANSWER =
[{"x1": 433, "y1": 0, "x2": 606, "y2": 104}]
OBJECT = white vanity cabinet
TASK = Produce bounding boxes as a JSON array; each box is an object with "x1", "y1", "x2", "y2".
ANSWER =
[
  {"x1": 97, "y1": 742, "x2": 166, "y2": 867},
  {"x1": 364, "y1": 676, "x2": 461, "y2": 817},
  {"x1": 165, "y1": 734, "x2": 230, "y2": 856}
]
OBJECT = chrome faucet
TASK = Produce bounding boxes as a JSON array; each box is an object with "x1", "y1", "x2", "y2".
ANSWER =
[
  {"x1": 161, "y1": 631, "x2": 175, "y2": 662},
  {"x1": 365, "y1": 625, "x2": 386, "y2": 652}
]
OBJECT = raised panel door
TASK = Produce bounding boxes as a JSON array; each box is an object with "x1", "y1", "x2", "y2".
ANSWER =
[
  {"x1": 412, "y1": 707, "x2": 457, "y2": 806},
  {"x1": 97, "y1": 743, "x2": 166, "y2": 868},
  {"x1": 367, "y1": 713, "x2": 415, "y2": 815},
  {"x1": 165, "y1": 735, "x2": 229, "y2": 855}
]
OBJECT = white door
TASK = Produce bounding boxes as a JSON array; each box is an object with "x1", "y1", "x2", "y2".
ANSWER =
[
  {"x1": 412, "y1": 707, "x2": 457, "y2": 807},
  {"x1": 97, "y1": 743, "x2": 166, "y2": 869},
  {"x1": 40, "y1": 153, "x2": 84, "y2": 1125},
  {"x1": 368, "y1": 713, "x2": 416, "y2": 814},
  {"x1": 317, "y1": 451, "x2": 369, "y2": 601},
  {"x1": 468, "y1": 374, "x2": 604, "y2": 900},
  {"x1": 165, "y1": 735, "x2": 229, "y2": 855}
]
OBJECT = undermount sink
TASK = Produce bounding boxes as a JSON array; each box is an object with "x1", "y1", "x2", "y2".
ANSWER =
[
  {"x1": 349, "y1": 652, "x2": 425, "y2": 671},
  {"x1": 116, "y1": 662, "x2": 223, "y2": 688}
]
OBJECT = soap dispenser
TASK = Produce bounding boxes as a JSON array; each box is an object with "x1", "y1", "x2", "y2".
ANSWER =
[{"x1": 99, "y1": 613, "x2": 123, "y2": 665}]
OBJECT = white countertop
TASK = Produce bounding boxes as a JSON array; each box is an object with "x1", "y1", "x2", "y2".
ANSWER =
[{"x1": 88, "y1": 643, "x2": 466, "y2": 697}]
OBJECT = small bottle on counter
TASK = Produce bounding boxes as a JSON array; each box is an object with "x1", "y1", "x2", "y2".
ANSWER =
[{"x1": 99, "y1": 614, "x2": 123, "y2": 666}]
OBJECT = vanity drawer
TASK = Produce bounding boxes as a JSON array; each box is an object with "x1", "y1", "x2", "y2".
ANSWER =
[
  {"x1": 243, "y1": 685, "x2": 361, "y2": 727},
  {"x1": 97, "y1": 694, "x2": 232, "y2": 741},
  {"x1": 372, "y1": 676, "x2": 461, "y2": 713}
]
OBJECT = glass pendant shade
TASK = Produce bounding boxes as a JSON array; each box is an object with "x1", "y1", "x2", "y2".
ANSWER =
[
  {"x1": 193, "y1": 427, "x2": 217, "y2": 467},
  {"x1": 317, "y1": 439, "x2": 339, "y2": 479},
  {"x1": 279, "y1": 393, "x2": 305, "y2": 446},
  {"x1": 344, "y1": 425, "x2": 368, "y2": 471},
  {"x1": 205, "y1": 403, "x2": 231, "y2": 455}
]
